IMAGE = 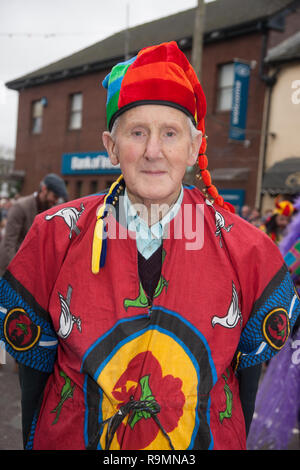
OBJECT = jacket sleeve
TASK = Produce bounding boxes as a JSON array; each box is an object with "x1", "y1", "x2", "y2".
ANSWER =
[
  {"x1": 229, "y1": 224, "x2": 300, "y2": 370},
  {"x1": 234, "y1": 261, "x2": 300, "y2": 370},
  {"x1": 237, "y1": 363, "x2": 262, "y2": 436},
  {"x1": 0, "y1": 208, "x2": 74, "y2": 373},
  {"x1": 219, "y1": 211, "x2": 300, "y2": 372},
  {"x1": 0, "y1": 203, "x2": 26, "y2": 273},
  {"x1": 18, "y1": 364, "x2": 51, "y2": 447}
]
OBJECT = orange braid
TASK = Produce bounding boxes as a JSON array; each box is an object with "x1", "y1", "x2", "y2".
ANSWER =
[{"x1": 196, "y1": 120, "x2": 235, "y2": 213}]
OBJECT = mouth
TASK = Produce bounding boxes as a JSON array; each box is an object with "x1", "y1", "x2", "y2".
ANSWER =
[{"x1": 141, "y1": 170, "x2": 167, "y2": 176}]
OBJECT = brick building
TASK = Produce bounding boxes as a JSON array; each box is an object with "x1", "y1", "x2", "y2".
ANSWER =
[
  {"x1": 6, "y1": 0, "x2": 300, "y2": 209},
  {"x1": 260, "y1": 31, "x2": 300, "y2": 211}
]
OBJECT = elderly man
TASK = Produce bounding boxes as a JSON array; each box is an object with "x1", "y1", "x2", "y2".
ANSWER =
[{"x1": 0, "y1": 42, "x2": 299, "y2": 451}]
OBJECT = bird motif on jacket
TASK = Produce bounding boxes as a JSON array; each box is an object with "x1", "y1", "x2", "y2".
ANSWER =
[
  {"x1": 45, "y1": 203, "x2": 85, "y2": 239},
  {"x1": 57, "y1": 286, "x2": 81, "y2": 339},
  {"x1": 205, "y1": 199, "x2": 233, "y2": 247},
  {"x1": 211, "y1": 282, "x2": 242, "y2": 329}
]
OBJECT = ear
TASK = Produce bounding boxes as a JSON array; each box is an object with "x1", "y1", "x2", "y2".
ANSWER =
[
  {"x1": 187, "y1": 131, "x2": 202, "y2": 166},
  {"x1": 102, "y1": 131, "x2": 119, "y2": 166}
]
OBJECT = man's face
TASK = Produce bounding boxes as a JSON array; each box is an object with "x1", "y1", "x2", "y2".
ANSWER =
[
  {"x1": 103, "y1": 105, "x2": 202, "y2": 208},
  {"x1": 38, "y1": 186, "x2": 59, "y2": 210},
  {"x1": 241, "y1": 205, "x2": 250, "y2": 217},
  {"x1": 275, "y1": 214, "x2": 290, "y2": 229}
]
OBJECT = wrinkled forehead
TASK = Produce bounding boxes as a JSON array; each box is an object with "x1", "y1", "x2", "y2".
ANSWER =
[{"x1": 112, "y1": 103, "x2": 192, "y2": 132}]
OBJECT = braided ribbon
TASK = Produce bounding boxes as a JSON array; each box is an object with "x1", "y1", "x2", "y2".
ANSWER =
[
  {"x1": 196, "y1": 120, "x2": 235, "y2": 213},
  {"x1": 91, "y1": 174, "x2": 124, "y2": 273}
]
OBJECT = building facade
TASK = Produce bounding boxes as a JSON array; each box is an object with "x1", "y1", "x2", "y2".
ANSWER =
[
  {"x1": 6, "y1": 0, "x2": 300, "y2": 210},
  {"x1": 259, "y1": 31, "x2": 300, "y2": 211}
]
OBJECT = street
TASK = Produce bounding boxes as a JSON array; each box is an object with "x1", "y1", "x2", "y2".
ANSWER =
[{"x1": 0, "y1": 352, "x2": 22, "y2": 450}]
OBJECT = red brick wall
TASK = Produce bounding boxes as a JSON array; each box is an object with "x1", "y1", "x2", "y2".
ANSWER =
[
  {"x1": 198, "y1": 32, "x2": 267, "y2": 206},
  {"x1": 14, "y1": 70, "x2": 112, "y2": 199},
  {"x1": 13, "y1": 6, "x2": 300, "y2": 205}
]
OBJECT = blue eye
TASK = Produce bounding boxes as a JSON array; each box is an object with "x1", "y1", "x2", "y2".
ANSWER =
[
  {"x1": 132, "y1": 130, "x2": 144, "y2": 137},
  {"x1": 166, "y1": 131, "x2": 176, "y2": 137}
]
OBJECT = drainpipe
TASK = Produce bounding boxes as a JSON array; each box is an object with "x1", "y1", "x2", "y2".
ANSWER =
[{"x1": 255, "y1": 29, "x2": 278, "y2": 210}]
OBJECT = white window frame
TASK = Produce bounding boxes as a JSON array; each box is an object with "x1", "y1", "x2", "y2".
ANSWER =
[
  {"x1": 216, "y1": 63, "x2": 234, "y2": 112},
  {"x1": 69, "y1": 92, "x2": 83, "y2": 130},
  {"x1": 31, "y1": 99, "x2": 43, "y2": 134}
]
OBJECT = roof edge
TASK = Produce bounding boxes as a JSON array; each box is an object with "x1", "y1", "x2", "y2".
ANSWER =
[{"x1": 6, "y1": 1, "x2": 298, "y2": 91}]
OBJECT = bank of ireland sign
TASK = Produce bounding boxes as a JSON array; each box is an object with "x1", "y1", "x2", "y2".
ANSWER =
[
  {"x1": 229, "y1": 61, "x2": 251, "y2": 141},
  {"x1": 61, "y1": 152, "x2": 121, "y2": 175}
]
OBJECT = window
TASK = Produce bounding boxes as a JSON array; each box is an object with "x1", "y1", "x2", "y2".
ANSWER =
[
  {"x1": 89, "y1": 180, "x2": 98, "y2": 195},
  {"x1": 216, "y1": 63, "x2": 234, "y2": 111},
  {"x1": 106, "y1": 180, "x2": 114, "y2": 190},
  {"x1": 75, "y1": 180, "x2": 83, "y2": 198},
  {"x1": 31, "y1": 99, "x2": 43, "y2": 134},
  {"x1": 69, "y1": 93, "x2": 82, "y2": 130}
]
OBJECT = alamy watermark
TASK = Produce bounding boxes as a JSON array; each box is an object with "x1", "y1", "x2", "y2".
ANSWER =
[
  {"x1": 100, "y1": 198, "x2": 205, "y2": 251},
  {"x1": 291, "y1": 80, "x2": 300, "y2": 105},
  {"x1": 291, "y1": 339, "x2": 300, "y2": 365}
]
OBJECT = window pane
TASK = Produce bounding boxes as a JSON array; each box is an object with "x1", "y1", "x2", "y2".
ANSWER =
[
  {"x1": 69, "y1": 93, "x2": 82, "y2": 129},
  {"x1": 33, "y1": 100, "x2": 43, "y2": 118},
  {"x1": 31, "y1": 100, "x2": 43, "y2": 133},
  {"x1": 217, "y1": 63, "x2": 234, "y2": 111},
  {"x1": 75, "y1": 180, "x2": 83, "y2": 198},
  {"x1": 217, "y1": 87, "x2": 233, "y2": 111},
  {"x1": 71, "y1": 93, "x2": 82, "y2": 111},
  {"x1": 32, "y1": 116, "x2": 42, "y2": 134},
  {"x1": 90, "y1": 180, "x2": 98, "y2": 194},
  {"x1": 69, "y1": 111, "x2": 82, "y2": 129},
  {"x1": 32, "y1": 117, "x2": 42, "y2": 134},
  {"x1": 218, "y1": 64, "x2": 234, "y2": 88}
]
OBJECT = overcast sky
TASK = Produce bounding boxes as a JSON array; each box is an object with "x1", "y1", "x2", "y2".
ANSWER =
[{"x1": 0, "y1": 0, "x2": 216, "y2": 152}]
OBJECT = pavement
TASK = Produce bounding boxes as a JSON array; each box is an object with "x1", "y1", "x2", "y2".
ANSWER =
[
  {"x1": 0, "y1": 352, "x2": 23, "y2": 450},
  {"x1": 0, "y1": 351, "x2": 299, "y2": 451}
]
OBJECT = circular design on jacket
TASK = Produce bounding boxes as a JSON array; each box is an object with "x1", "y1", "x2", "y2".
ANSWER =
[
  {"x1": 97, "y1": 330, "x2": 196, "y2": 450},
  {"x1": 262, "y1": 307, "x2": 290, "y2": 350},
  {"x1": 3, "y1": 308, "x2": 41, "y2": 351},
  {"x1": 82, "y1": 307, "x2": 216, "y2": 450}
]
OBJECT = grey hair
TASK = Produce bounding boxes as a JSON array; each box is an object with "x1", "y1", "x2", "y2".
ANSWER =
[
  {"x1": 110, "y1": 118, "x2": 120, "y2": 140},
  {"x1": 187, "y1": 117, "x2": 202, "y2": 141},
  {"x1": 109, "y1": 113, "x2": 201, "y2": 142}
]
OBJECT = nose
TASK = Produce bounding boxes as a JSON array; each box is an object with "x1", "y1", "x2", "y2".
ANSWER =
[{"x1": 144, "y1": 133, "x2": 162, "y2": 160}]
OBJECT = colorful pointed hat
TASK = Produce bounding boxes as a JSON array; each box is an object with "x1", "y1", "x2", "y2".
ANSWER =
[
  {"x1": 102, "y1": 41, "x2": 206, "y2": 133},
  {"x1": 274, "y1": 198, "x2": 294, "y2": 217}
]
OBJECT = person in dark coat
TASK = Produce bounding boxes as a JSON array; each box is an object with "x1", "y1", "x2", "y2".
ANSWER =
[{"x1": 0, "y1": 173, "x2": 68, "y2": 276}]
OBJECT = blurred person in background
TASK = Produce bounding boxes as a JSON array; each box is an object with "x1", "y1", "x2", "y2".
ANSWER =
[
  {"x1": 0, "y1": 173, "x2": 68, "y2": 276},
  {"x1": 247, "y1": 194, "x2": 300, "y2": 450},
  {"x1": 260, "y1": 208, "x2": 273, "y2": 225},
  {"x1": 247, "y1": 208, "x2": 261, "y2": 228},
  {"x1": 0, "y1": 198, "x2": 12, "y2": 242},
  {"x1": 260, "y1": 198, "x2": 294, "y2": 244},
  {"x1": 240, "y1": 205, "x2": 251, "y2": 221}
]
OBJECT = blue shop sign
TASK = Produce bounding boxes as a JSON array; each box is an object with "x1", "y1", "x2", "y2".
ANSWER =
[{"x1": 61, "y1": 152, "x2": 121, "y2": 175}]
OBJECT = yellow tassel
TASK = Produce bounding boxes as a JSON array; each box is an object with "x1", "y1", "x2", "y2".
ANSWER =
[
  {"x1": 91, "y1": 218, "x2": 104, "y2": 274},
  {"x1": 91, "y1": 174, "x2": 124, "y2": 274},
  {"x1": 96, "y1": 204, "x2": 106, "y2": 220},
  {"x1": 103, "y1": 174, "x2": 124, "y2": 204}
]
